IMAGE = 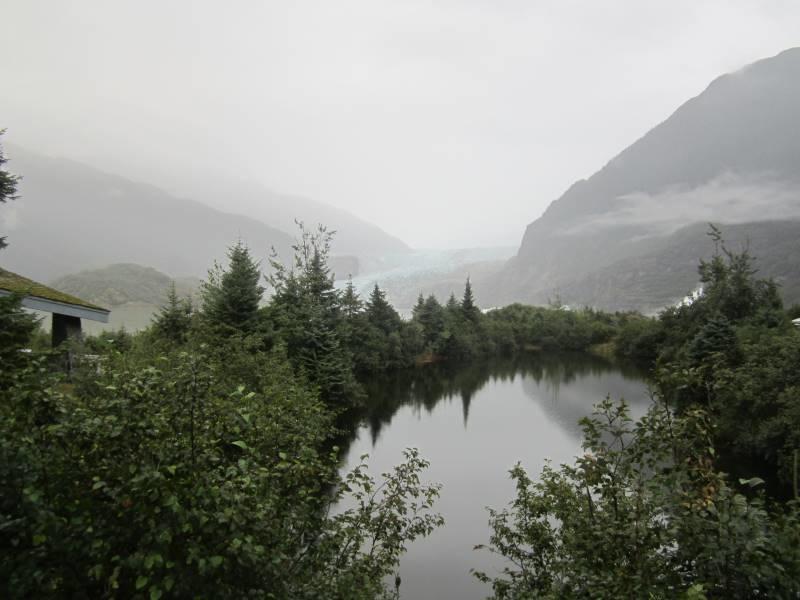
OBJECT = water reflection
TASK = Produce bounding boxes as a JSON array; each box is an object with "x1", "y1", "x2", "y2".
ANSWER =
[
  {"x1": 337, "y1": 352, "x2": 650, "y2": 600},
  {"x1": 342, "y1": 352, "x2": 648, "y2": 450}
]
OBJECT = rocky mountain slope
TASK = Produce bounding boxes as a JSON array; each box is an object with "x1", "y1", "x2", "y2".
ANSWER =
[
  {"x1": 496, "y1": 48, "x2": 800, "y2": 309},
  {"x1": 561, "y1": 220, "x2": 800, "y2": 312}
]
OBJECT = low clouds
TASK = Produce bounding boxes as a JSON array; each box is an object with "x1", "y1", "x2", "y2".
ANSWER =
[
  {"x1": 562, "y1": 172, "x2": 800, "y2": 238},
  {"x1": 2, "y1": 2, "x2": 800, "y2": 248}
]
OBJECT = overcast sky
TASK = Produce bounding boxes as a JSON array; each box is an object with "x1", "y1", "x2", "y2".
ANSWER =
[{"x1": 1, "y1": 1, "x2": 799, "y2": 248}]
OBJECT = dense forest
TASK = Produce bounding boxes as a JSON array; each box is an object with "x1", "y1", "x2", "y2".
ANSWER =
[{"x1": 3, "y1": 133, "x2": 800, "y2": 597}]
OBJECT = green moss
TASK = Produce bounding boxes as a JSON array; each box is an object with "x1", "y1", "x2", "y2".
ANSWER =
[{"x1": 0, "y1": 268, "x2": 107, "y2": 311}]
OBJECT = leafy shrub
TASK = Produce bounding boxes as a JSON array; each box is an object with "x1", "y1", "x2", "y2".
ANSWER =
[
  {"x1": 475, "y1": 399, "x2": 800, "y2": 599},
  {"x1": 0, "y1": 346, "x2": 442, "y2": 598}
]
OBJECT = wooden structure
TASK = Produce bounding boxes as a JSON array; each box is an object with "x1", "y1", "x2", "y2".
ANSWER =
[{"x1": 0, "y1": 268, "x2": 110, "y2": 346}]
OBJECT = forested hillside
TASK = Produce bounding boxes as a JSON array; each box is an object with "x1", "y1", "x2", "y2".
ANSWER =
[
  {"x1": 561, "y1": 220, "x2": 800, "y2": 312},
  {"x1": 51, "y1": 263, "x2": 201, "y2": 308}
]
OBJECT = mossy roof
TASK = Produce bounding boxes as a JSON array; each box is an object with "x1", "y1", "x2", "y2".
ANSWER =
[{"x1": 0, "y1": 268, "x2": 108, "y2": 312}]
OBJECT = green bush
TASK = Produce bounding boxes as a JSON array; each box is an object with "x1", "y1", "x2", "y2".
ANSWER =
[
  {"x1": 614, "y1": 315, "x2": 664, "y2": 365},
  {"x1": 476, "y1": 399, "x2": 800, "y2": 598},
  {"x1": 0, "y1": 345, "x2": 442, "y2": 598}
]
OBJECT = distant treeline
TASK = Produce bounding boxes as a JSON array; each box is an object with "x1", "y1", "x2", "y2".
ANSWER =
[{"x1": 130, "y1": 224, "x2": 643, "y2": 407}]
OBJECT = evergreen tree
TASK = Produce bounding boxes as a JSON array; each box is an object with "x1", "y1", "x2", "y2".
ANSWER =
[
  {"x1": 0, "y1": 130, "x2": 20, "y2": 250},
  {"x1": 412, "y1": 293, "x2": 425, "y2": 320},
  {"x1": 341, "y1": 277, "x2": 364, "y2": 319},
  {"x1": 687, "y1": 313, "x2": 738, "y2": 364},
  {"x1": 266, "y1": 270, "x2": 305, "y2": 356},
  {"x1": 268, "y1": 224, "x2": 360, "y2": 403},
  {"x1": 202, "y1": 241, "x2": 264, "y2": 334},
  {"x1": 366, "y1": 284, "x2": 401, "y2": 335},
  {"x1": 269, "y1": 223, "x2": 340, "y2": 325},
  {"x1": 446, "y1": 293, "x2": 459, "y2": 312},
  {"x1": 461, "y1": 277, "x2": 480, "y2": 321},
  {"x1": 298, "y1": 304, "x2": 358, "y2": 405},
  {"x1": 153, "y1": 282, "x2": 192, "y2": 344},
  {"x1": 305, "y1": 246, "x2": 339, "y2": 317},
  {"x1": 416, "y1": 295, "x2": 446, "y2": 349}
]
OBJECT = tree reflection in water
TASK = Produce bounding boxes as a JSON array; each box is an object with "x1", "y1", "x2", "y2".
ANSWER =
[{"x1": 335, "y1": 352, "x2": 649, "y2": 456}]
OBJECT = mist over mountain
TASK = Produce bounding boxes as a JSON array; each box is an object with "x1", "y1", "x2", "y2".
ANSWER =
[
  {"x1": 0, "y1": 147, "x2": 296, "y2": 282},
  {"x1": 0, "y1": 143, "x2": 410, "y2": 283},
  {"x1": 5, "y1": 47, "x2": 800, "y2": 313},
  {"x1": 495, "y1": 47, "x2": 800, "y2": 309},
  {"x1": 341, "y1": 246, "x2": 516, "y2": 310},
  {"x1": 178, "y1": 177, "x2": 410, "y2": 267}
]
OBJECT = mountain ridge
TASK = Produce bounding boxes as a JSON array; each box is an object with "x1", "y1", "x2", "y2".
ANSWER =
[
  {"x1": 181, "y1": 176, "x2": 411, "y2": 263},
  {"x1": 497, "y1": 47, "x2": 800, "y2": 309},
  {"x1": 0, "y1": 145, "x2": 411, "y2": 283}
]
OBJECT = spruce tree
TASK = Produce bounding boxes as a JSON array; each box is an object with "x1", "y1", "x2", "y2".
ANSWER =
[
  {"x1": 341, "y1": 277, "x2": 364, "y2": 319},
  {"x1": 202, "y1": 241, "x2": 264, "y2": 334},
  {"x1": 412, "y1": 293, "x2": 425, "y2": 320},
  {"x1": 305, "y1": 247, "x2": 339, "y2": 316},
  {"x1": 446, "y1": 293, "x2": 459, "y2": 312},
  {"x1": 298, "y1": 304, "x2": 358, "y2": 405},
  {"x1": 153, "y1": 282, "x2": 192, "y2": 344},
  {"x1": 461, "y1": 277, "x2": 480, "y2": 321},
  {"x1": 418, "y1": 295, "x2": 446, "y2": 348},
  {"x1": 270, "y1": 222, "x2": 340, "y2": 325},
  {"x1": 366, "y1": 284, "x2": 401, "y2": 334},
  {"x1": 687, "y1": 313, "x2": 738, "y2": 364},
  {"x1": 268, "y1": 223, "x2": 360, "y2": 403}
]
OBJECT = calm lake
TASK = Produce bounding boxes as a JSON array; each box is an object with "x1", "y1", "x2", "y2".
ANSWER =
[{"x1": 339, "y1": 353, "x2": 651, "y2": 600}]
